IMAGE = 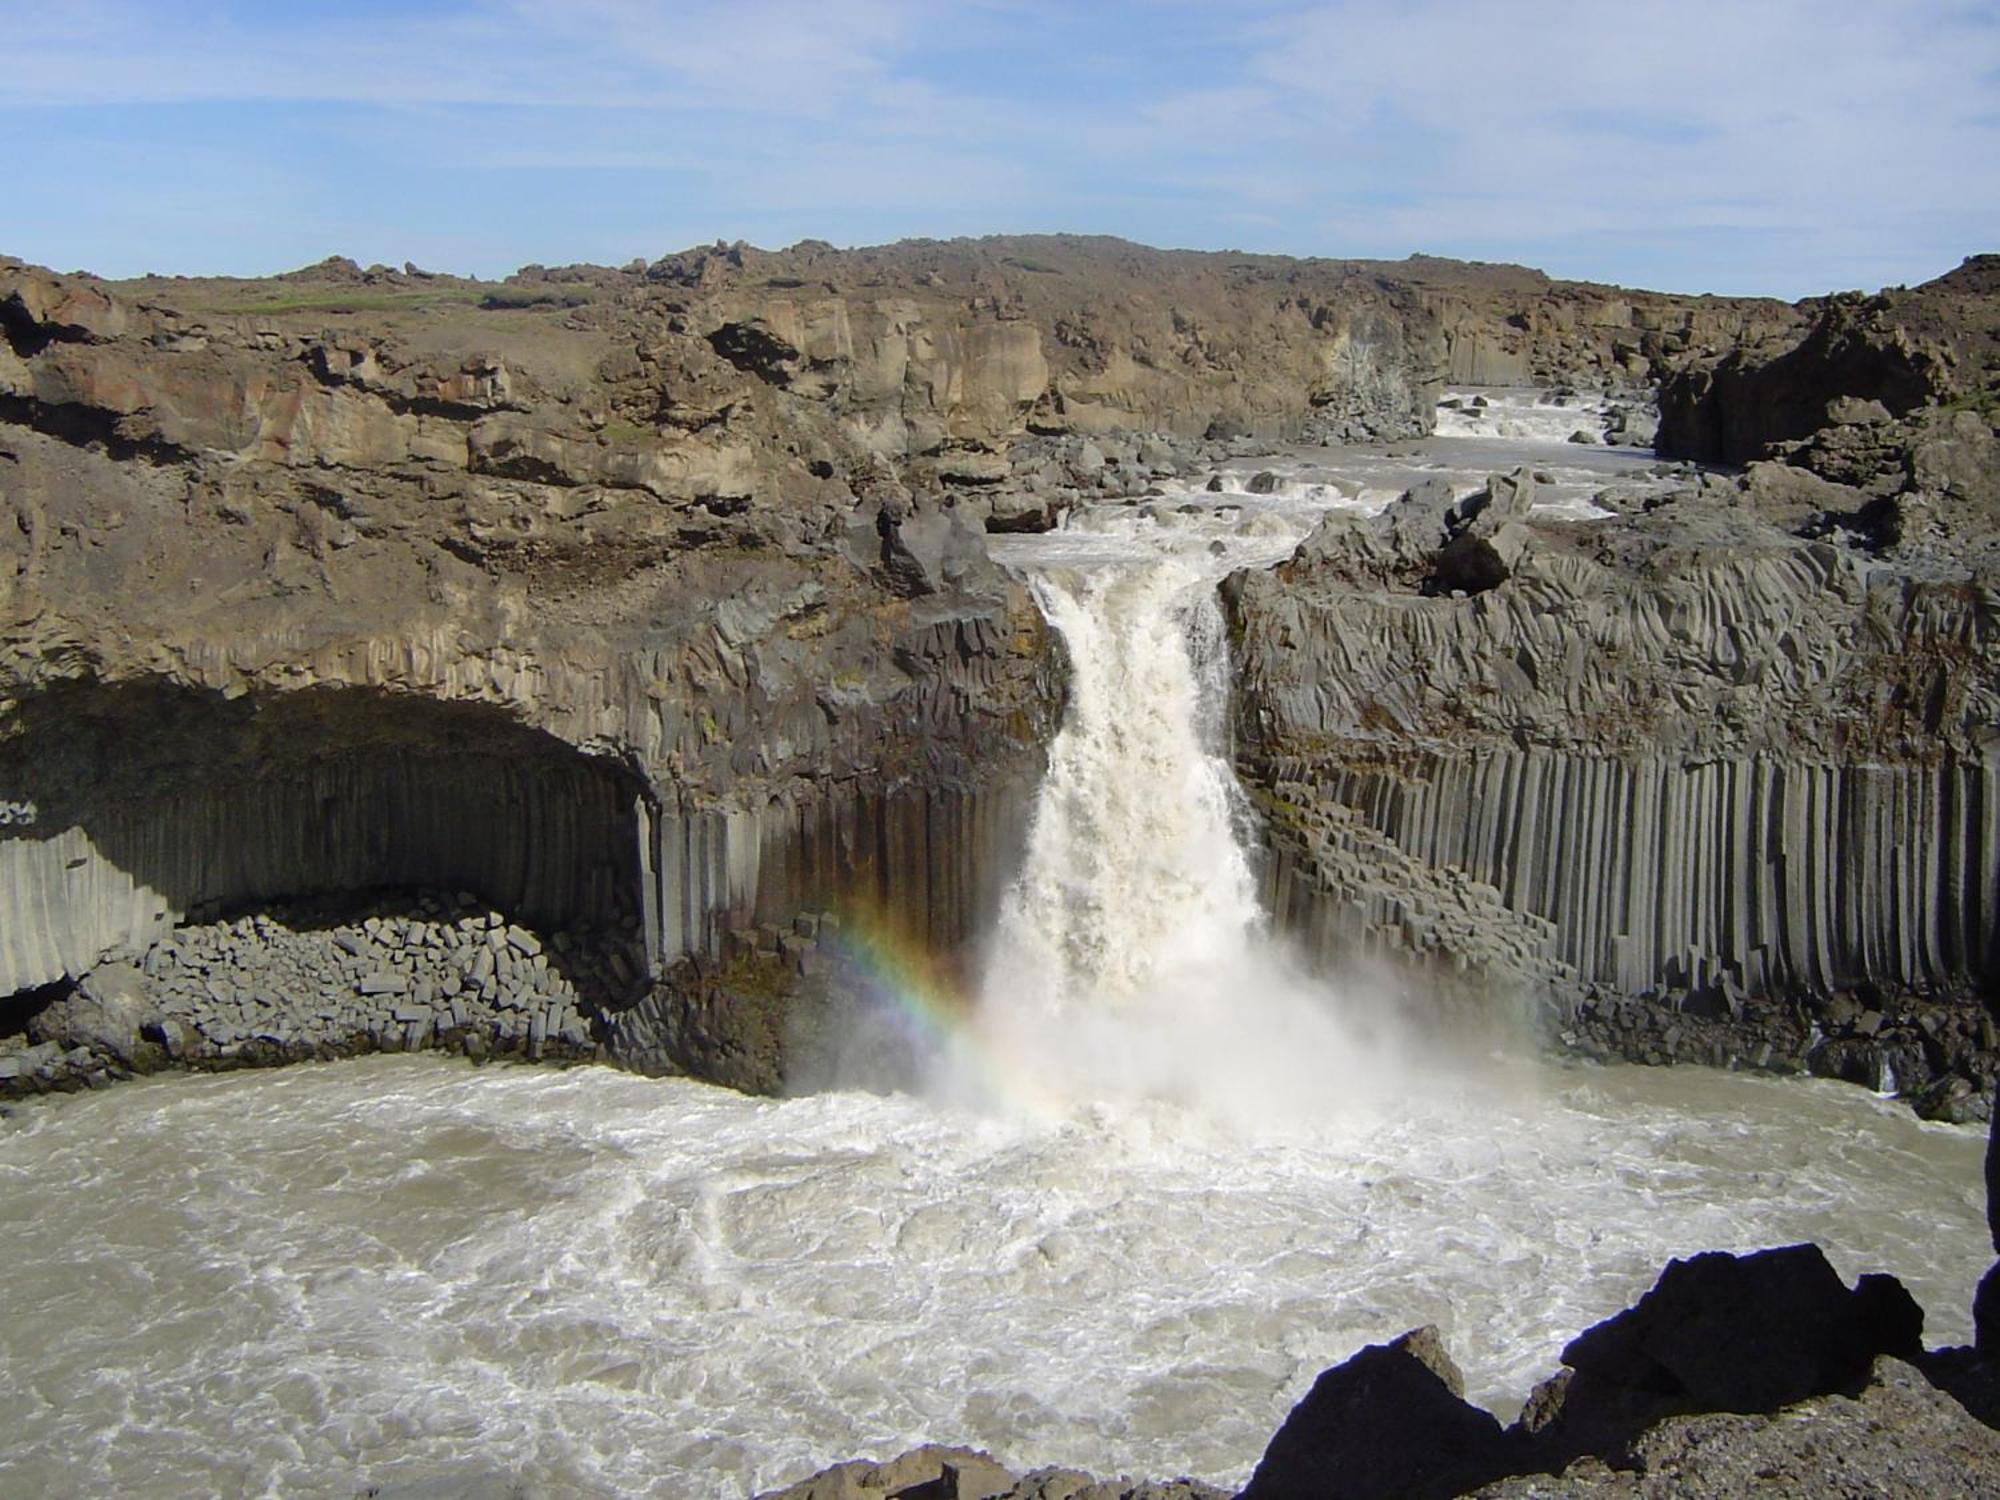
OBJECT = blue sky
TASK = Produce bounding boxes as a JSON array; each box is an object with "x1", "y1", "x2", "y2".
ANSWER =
[{"x1": 3, "y1": 0, "x2": 1996, "y2": 297}]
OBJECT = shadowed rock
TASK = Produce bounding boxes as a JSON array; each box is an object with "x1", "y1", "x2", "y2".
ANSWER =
[
  {"x1": 1237, "y1": 1325, "x2": 1514, "y2": 1500},
  {"x1": 1521, "y1": 1244, "x2": 1923, "y2": 1468}
]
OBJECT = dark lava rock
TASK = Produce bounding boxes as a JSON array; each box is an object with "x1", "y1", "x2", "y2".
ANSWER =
[
  {"x1": 1238, "y1": 1325, "x2": 1513, "y2": 1500},
  {"x1": 1524, "y1": 1244, "x2": 1924, "y2": 1468}
]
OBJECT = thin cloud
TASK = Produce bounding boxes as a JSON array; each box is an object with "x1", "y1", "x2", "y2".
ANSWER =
[{"x1": 0, "y1": 0, "x2": 1992, "y2": 294}]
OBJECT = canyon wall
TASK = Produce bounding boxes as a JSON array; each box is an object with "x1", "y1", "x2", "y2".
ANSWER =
[
  {"x1": 1229, "y1": 250, "x2": 2000, "y2": 1107},
  {"x1": 0, "y1": 246, "x2": 1082, "y2": 1075},
  {"x1": 12, "y1": 233, "x2": 1743, "y2": 1028},
  {"x1": 3, "y1": 234, "x2": 1992, "y2": 1100}
]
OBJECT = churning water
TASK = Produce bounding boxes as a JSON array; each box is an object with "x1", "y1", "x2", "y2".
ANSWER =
[
  {"x1": 0, "y1": 1057, "x2": 1985, "y2": 1497},
  {"x1": 0, "y1": 411, "x2": 1989, "y2": 1498}
]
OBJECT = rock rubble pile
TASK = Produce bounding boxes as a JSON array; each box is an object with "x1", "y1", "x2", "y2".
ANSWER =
[{"x1": 0, "y1": 890, "x2": 651, "y2": 1097}]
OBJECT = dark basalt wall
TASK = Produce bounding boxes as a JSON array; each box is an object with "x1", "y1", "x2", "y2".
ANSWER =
[{"x1": 0, "y1": 682, "x2": 650, "y2": 995}]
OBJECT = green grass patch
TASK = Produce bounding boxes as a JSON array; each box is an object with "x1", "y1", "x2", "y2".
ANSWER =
[
  {"x1": 191, "y1": 286, "x2": 490, "y2": 317},
  {"x1": 596, "y1": 418, "x2": 654, "y2": 445}
]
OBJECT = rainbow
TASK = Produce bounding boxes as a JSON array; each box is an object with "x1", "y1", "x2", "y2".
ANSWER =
[{"x1": 815, "y1": 910, "x2": 1063, "y2": 1118}]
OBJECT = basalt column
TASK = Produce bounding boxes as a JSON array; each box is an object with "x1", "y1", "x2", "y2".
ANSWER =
[{"x1": 0, "y1": 680, "x2": 647, "y2": 997}]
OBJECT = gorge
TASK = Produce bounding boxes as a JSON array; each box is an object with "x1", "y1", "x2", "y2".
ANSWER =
[{"x1": 2, "y1": 237, "x2": 1999, "y2": 1496}]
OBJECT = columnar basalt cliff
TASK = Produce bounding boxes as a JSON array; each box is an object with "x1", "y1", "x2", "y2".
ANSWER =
[
  {"x1": 1229, "y1": 255, "x2": 2000, "y2": 1116},
  {"x1": 0, "y1": 244, "x2": 1095, "y2": 1084},
  {"x1": 0, "y1": 235, "x2": 1991, "y2": 1104}
]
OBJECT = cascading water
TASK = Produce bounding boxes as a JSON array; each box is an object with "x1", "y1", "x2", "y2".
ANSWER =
[
  {"x1": 985, "y1": 558, "x2": 1259, "y2": 1017},
  {"x1": 971, "y1": 507, "x2": 1400, "y2": 1121}
]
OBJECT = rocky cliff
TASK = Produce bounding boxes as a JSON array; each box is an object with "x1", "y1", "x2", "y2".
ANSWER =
[
  {"x1": 0, "y1": 245, "x2": 1085, "y2": 1080},
  {"x1": 1229, "y1": 255, "x2": 2000, "y2": 1117},
  {"x1": 0, "y1": 234, "x2": 1989, "y2": 1103},
  {"x1": 1658, "y1": 254, "x2": 2000, "y2": 465}
]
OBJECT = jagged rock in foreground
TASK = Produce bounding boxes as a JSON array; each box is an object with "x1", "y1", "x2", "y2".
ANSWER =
[
  {"x1": 1235, "y1": 1326, "x2": 1512, "y2": 1500},
  {"x1": 1239, "y1": 1246, "x2": 1938, "y2": 1499},
  {"x1": 755, "y1": 1443, "x2": 1227, "y2": 1500},
  {"x1": 1517, "y1": 1245, "x2": 1924, "y2": 1467},
  {"x1": 1470, "y1": 1359, "x2": 2000, "y2": 1498}
]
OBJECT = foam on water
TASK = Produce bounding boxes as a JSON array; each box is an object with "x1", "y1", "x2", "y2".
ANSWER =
[
  {"x1": 0, "y1": 1057, "x2": 1984, "y2": 1498},
  {"x1": 1433, "y1": 387, "x2": 1627, "y2": 444}
]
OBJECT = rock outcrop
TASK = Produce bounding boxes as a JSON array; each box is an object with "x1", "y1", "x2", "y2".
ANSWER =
[
  {"x1": 1226, "y1": 252, "x2": 1999, "y2": 1099},
  {"x1": 1236, "y1": 1327, "x2": 1512, "y2": 1500},
  {"x1": 1658, "y1": 254, "x2": 1999, "y2": 466},
  {"x1": 0, "y1": 235, "x2": 1807, "y2": 1092},
  {"x1": 1228, "y1": 390, "x2": 2000, "y2": 1104},
  {"x1": 0, "y1": 245, "x2": 1081, "y2": 1090},
  {"x1": 1388, "y1": 255, "x2": 1797, "y2": 396}
]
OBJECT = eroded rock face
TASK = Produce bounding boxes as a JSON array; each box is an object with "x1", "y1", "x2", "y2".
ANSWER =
[
  {"x1": 0, "y1": 248, "x2": 1073, "y2": 1087},
  {"x1": 1658, "y1": 254, "x2": 2000, "y2": 466},
  {"x1": 1227, "y1": 414, "x2": 2000, "y2": 1099}
]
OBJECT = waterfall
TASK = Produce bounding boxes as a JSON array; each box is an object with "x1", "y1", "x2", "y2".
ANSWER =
[
  {"x1": 968, "y1": 510, "x2": 1402, "y2": 1123},
  {"x1": 983, "y1": 556, "x2": 1265, "y2": 1016}
]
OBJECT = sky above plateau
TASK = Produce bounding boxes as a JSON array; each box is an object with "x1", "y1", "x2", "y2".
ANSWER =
[{"x1": 3, "y1": 0, "x2": 1996, "y2": 298}]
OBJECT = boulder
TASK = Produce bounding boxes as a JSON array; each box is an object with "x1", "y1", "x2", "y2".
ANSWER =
[
  {"x1": 1238, "y1": 1325, "x2": 1514, "y2": 1500},
  {"x1": 1605, "y1": 405, "x2": 1660, "y2": 448},
  {"x1": 851, "y1": 496, "x2": 1001, "y2": 598},
  {"x1": 1826, "y1": 395, "x2": 1894, "y2": 427},
  {"x1": 26, "y1": 962, "x2": 159, "y2": 1063},
  {"x1": 756, "y1": 1446, "x2": 1017, "y2": 1500},
  {"x1": 986, "y1": 491, "x2": 1059, "y2": 534},
  {"x1": 1456, "y1": 467, "x2": 1536, "y2": 532},
  {"x1": 1525, "y1": 1244, "x2": 1924, "y2": 1466}
]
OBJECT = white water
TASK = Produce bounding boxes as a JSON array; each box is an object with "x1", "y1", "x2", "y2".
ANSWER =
[
  {"x1": 971, "y1": 505, "x2": 1405, "y2": 1122},
  {"x1": 1433, "y1": 386, "x2": 1640, "y2": 444},
  {"x1": 0, "y1": 1058, "x2": 1985, "y2": 1498},
  {"x1": 0, "y1": 399, "x2": 1989, "y2": 1497}
]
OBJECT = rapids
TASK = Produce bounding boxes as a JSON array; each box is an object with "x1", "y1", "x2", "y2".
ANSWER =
[
  {"x1": 0, "y1": 1057, "x2": 1984, "y2": 1497},
  {"x1": 0, "y1": 401, "x2": 1987, "y2": 1498}
]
